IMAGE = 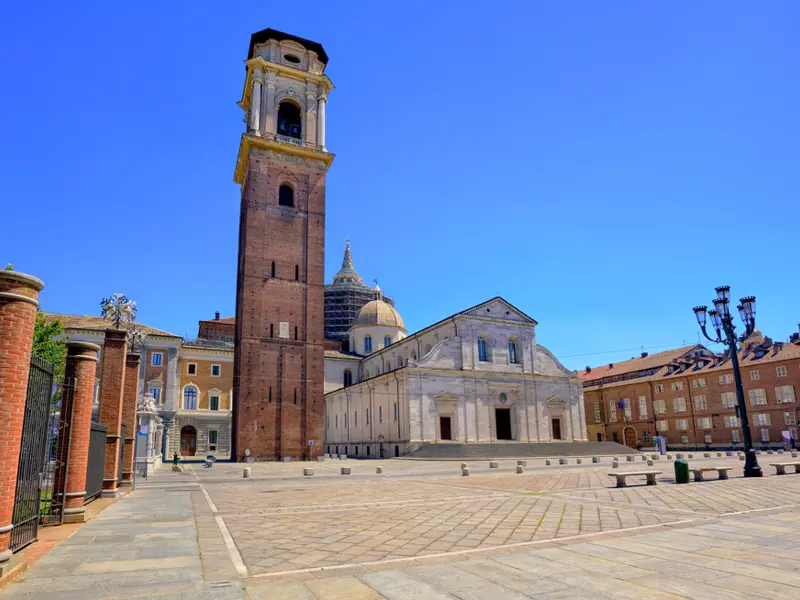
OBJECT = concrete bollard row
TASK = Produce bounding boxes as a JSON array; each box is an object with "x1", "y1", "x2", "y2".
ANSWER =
[
  {"x1": 592, "y1": 457, "x2": 600, "y2": 463},
  {"x1": 626, "y1": 456, "x2": 634, "y2": 462},
  {"x1": 489, "y1": 461, "x2": 499, "y2": 468},
  {"x1": 516, "y1": 465, "x2": 524, "y2": 474},
  {"x1": 376, "y1": 466, "x2": 383, "y2": 474},
  {"x1": 303, "y1": 468, "x2": 314, "y2": 476},
  {"x1": 576, "y1": 458, "x2": 582, "y2": 464},
  {"x1": 647, "y1": 459, "x2": 654, "y2": 466},
  {"x1": 461, "y1": 462, "x2": 468, "y2": 469},
  {"x1": 243, "y1": 467, "x2": 251, "y2": 478},
  {"x1": 340, "y1": 467, "x2": 351, "y2": 475},
  {"x1": 545, "y1": 460, "x2": 551, "y2": 466},
  {"x1": 462, "y1": 468, "x2": 470, "y2": 476},
  {"x1": 517, "y1": 460, "x2": 527, "y2": 467},
  {"x1": 559, "y1": 458, "x2": 568, "y2": 465},
  {"x1": 612, "y1": 461, "x2": 619, "y2": 469}
]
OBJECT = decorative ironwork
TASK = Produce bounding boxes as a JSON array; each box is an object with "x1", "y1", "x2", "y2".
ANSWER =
[
  {"x1": 42, "y1": 377, "x2": 76, "y2": 526},
  {"x1": 10, "y1": 355, "x2": 55, "y2": 552},
  {"x1": 100, "y1": 293, "x2": 137, "y2": 329},
  {"x1": 127, "y1": 324, "x2": 148, "y2": 353}
]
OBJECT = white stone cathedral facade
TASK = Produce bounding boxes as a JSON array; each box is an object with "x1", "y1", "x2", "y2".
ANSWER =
[{"x1": 323, "y1": 295, "x2": 587, "y2": 458}]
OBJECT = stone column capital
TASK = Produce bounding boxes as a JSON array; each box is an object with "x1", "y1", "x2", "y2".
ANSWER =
[
  {"x1": 0, "y1": 270, "x2": 44, "y2": 307},
  {"x1": 104, "y1": 328, "x2": 128, "y2": 343}
]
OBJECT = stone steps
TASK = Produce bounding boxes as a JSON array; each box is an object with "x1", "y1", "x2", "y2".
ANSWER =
[{"x1": 402, "y1": 441, "x2": 639, "y2": 460}]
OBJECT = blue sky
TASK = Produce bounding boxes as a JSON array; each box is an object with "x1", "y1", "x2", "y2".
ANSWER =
[{"x1": 2, "y1": 2, "x2": 798, "y2": 370}]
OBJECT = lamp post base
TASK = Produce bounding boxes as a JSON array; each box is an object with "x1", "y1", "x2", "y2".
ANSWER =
[{"x1": 744, "y1": 450, "x2": 763, "y2": 477}]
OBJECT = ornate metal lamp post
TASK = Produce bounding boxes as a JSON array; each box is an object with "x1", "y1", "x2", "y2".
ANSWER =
[{"x1": 693, "y1": 286, "x2": 762, "y2": 477}]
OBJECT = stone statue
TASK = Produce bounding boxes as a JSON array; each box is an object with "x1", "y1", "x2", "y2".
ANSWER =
[{"x1": 139, "y1": 392, "x2": 158, "y2": 414}]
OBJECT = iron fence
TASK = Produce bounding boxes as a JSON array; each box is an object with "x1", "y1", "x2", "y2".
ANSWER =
[
  {"x1": 41, "y1": 377, "x2": 76, "y2": 526},
  {"x1": 85, "y1": 422, "x2": 107, "y2": 502},
  {"x1": 10, "y1": 355, "x2": 54, "y2": 552}
]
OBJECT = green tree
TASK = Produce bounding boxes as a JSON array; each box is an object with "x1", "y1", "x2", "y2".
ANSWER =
[{"x1": 32, "y1": 311, "x2": 67, "y2": 385}]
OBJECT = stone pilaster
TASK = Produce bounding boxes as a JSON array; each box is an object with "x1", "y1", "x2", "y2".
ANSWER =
[
  {"x1": 120, "y1": 353, "x2": 141, "y2": 486},
  {"x1": 97, "y1": 329, "x2": 128, "y2": 497},
  {"x1": 0, "y1": 271, "x2": 44, "y2": 576},
  {"x1": 59, "y1": 341, "x2": 101, "y2": 523}
]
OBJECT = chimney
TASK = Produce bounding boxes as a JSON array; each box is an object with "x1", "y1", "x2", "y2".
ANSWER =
[
  {"x1": 215, "y1": 311, "x2": 220, "y2": 321},
  {"x1": 608, "y1": 363, "x2": 614, "y2": 369},
  {"x1": 641, "y1": 352, "x2": 648, "y2": 358},
  {"x1": 585, "y1": 366, "x2": 591, "y2": 373}
]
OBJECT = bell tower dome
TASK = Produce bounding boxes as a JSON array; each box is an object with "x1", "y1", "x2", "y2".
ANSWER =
[{"x1": 232, "y1": 28, "x2": 334, "y2": 461}]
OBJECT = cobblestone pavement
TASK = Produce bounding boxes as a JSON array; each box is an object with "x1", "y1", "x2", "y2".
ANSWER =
[{"x1": 4, "y1": 453, "x2": 800, "y2": 599}]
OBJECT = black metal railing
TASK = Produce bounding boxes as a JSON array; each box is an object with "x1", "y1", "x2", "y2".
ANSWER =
[
  {"x1": 42, "y1": 377, "x2": 76, "y2": 526},
  {"x1": 85, "y1": 423, "x2": 107, "y2": 502},
  {"x1": 117, "y1": 421, "x2": 126, "y2": 485},
  {"x1": 10, "y1": 355, "x2": 55, "y2": 552}
]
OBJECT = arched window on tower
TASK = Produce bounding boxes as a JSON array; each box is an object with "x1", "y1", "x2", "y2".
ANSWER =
[
  {"x1": 508, "y1": 338, "x2": 520, "y2": 364},
  {"x1": 277, "y1": 101, "x2": 302, "y2": 139},
  {"x1": 384, "y1": 336, "x2": 391, "y2": 348},
  {"x1": 183, "y1": 386, "x2": 198, "y2": 410},
  {"x1": 279, "y1": 185, "x2": 294, "y2": 207},
  {"x1": 364, "y1": 336, "x2": 372, "y2": 353},
  {"x1": 477, "y1": 337, "x2": 489, "y2": 362}
]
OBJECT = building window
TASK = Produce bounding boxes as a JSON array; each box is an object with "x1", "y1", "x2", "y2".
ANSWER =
[
  {"x1": 653, "y1": 400, "x2": 667, "y2": 415},
  {"x1": 721, "y1": 391, "x2": 737, "y2": 408},
  {"x1": 776, "y1": 385, "x2": 795, "y2": 404},
  {"x1": 656, "y1": 420, "x2": 669, "y2": 432},
  {"x1": 673, "y1": 397, "x2": 687, "y2": 413},
  {"x1": 642, "y1": 431, "x2": 652, "y2": 443},
  {"x1": 210, "y1": 395, "x2": 219, "y2": 411},
  {"x1": 724, "y1": 415, "x2": 740, "y2": 428},
  {"x1": 277, "y1": 101, "x2": 302, "y2": 139},
  {"x1": 149, "y1": 388, "x2": 161, "y2": 403},
  {"x1": 784, "y1": 411, "x2": 797, "y2": 426},
  {"x1": 638, "y1": 396, "x2": 647, "y2": 420},
  {"x1": 593, "y1": 402, "x2": 601, "y2": 424},
  {"x1": 777, "y1": 366, "x2": 788, "y2": 377},
  {"x1": 694, "y1": 395, "x2": 707, "y2": 411},
  {"x1": 622, "y1": 398, "x2": 632, "y2": 420},
  {"x1": 748, "y1": 388, "x2": 767, "y2": 406},
  {"x1": 211, "y1": 364, "x2": 221, "y2": 377},
  {"x1": 655, "y1": 384, "x2": 664, "y2": 393},
  {"x1": 354, "y1": 411, "x2": 357, "y2": 426},
  {"x1": 750, "y1": 370, "x2": 760, "y2": 381},
  {"x1": 612, "y1": 432, "x2": 619, "y2": 442},
  {"x1": 477, "y1": 337, "x2": 488, "y2": 362},
  {"x1": 208, "y1": 430, "x2": 218, "y2": 452},
  {"x1": 508, "y1": 339, "x2": 519, "y2": 364},
  {"x1": 335, "y1": 414, "x2": 338, "y2": 428},
  {"x1": 345, "y1": 412, "x2": 348, "y2": 428},
  {"x1": 364, "y1": 336, "x2": 372, "y2": 353},
  {"x1": 344, "y1": 370, "x2": 353, "y2": 387},
  {"x1": 676, "y1": 419, "x2": 689, "y2": 431},
  {"x1": 697, "y1": 417, "x2": 713, "y2": 429},
  {"x1": 608, "y1": 400, "x2": 617, "y2": 423},
  {"x1": 731, "y1": 429, "x2": 741, "y2": 443},
  {"x1": 279, "y1": 185, "x2": 295, "y2": 206},
  {"x1": 366, "y1": 408, "x2": 369, "y2": 425},
  {"x1": 152, "y1": 352, "x2": 163, "y2": 366},
  {"x1": 394, "y1": 403, "x2": 398, "y2": 421},
  {"x1": 681, "y1": 435, "x2": 689, "y2": 444},
  {"x1": 719, "y1": 374, "x2": 734, "y2": 385},
  {"x1": 671, "y1": 381, "x2": 684, "y2": 391},
  {"x1": 760, "y1": 428, "x2": 770, "y2": 442},
  {"x1": 379, "y1": 406, "x2": 383, "y2": 423},
  {"x1": 183, "y1": 386, "x2": 198, "y2": 410},
  {"x1": 704, "y1": 433, "x2": 712, "y2": 444},
  {"x1": 692, "y1": 378, "x2": 706, "y2": 389},
  {"x1": 271, "y1": 261, "x2": 276, "y2": 278},
  {"x1": 295, "y1": 265, "x2": 299, "y2": 281},
  {"x1": 753, "y1": 413, "x2": 771, "y2": 427},
  {"x1": 384, "y1": 336, "x2": 391, "y2": 348},
  {"x1": 187, "y1": 363, "x2": 197, "y2": 376}
]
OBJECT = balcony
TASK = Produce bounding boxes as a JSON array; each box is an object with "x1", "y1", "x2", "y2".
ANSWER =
[{"x1": 276, "y1": 134, "x2": 304, "y2": 147}]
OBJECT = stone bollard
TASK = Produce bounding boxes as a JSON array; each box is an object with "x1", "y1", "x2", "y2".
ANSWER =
[
  {"x1": 462, "y1": 468, "x2": 470, "y2": 476},
  {"x1": 205, "y1": 459, "x2": 213, "y2": 468},
  {"x1": 777, "y1": 450, "x2": 784, "y2": 454},
  {"x1": 652, "y1": 455, "x2": 660, "y2": 461},
  {"x1": 283, "y1": 456, "x2": 292, "y2": 463},
  {"x1": 340, "y1": 467, "x2": 351, "y2": 475},
  {"x1": 676, "y1": 453, "x2": 683, "y2": 459},
  {"x1": 339, "y1": 454, "x2": 346, "y2": 460},
  {"x1": 767, "y1": 450, "x2": 774, "y2": 455},
  {"x1": 703, "y1": 453, "x2": 710, "y2": 458},
  {"x1": 545, "y1": 460, "x2": 551, "y2": 466},
  {"x1": 792, "y1": 452, "x2": 798, "y2": 458},
  {"x1": 647, "y1": 459, "x2": 654, "y2": 466},
  {"x1": 688, "y1": 454, "x2": 694, "y2": 459},
  {"x1": 517, "y1": 460, "x2": 527, "y2": 467},
  {"x1": 303, "y1": 468, "x2": 314, "y2": 476},
  {"x1": 516, "y1": 465, "x2": 524, "y2": 474},
  {"x1": 667, "y1": 454, "x2": 672, "y2": 460},
  {"x1": 559, "y1": 458, "x2": 568, "y2": 465},
  {"x1": 243, "y1": 467, "x2": 251, "y2": 478},
  {"x1": 641, "y1": 456, "x2": 647, "y2": 461},
  {"x1": 739, "y1": 455, "x2": 745, "y2": 461},
  {"x1": 717, "y1": 452, "x2": 723, "y2": 457},
  {"x1": 626, "y1": 456, "x2": 634, "y2": 462},
  {"x1": 576, "y1": 458, "x2": 582, "y2": 464},
  {"x1": 489, "y1": 461, "x2": 499, "y2": 468},
  {"x1": 376, "y1": 466, "x2": 383, "y2": 474},
  {"x1": 726, "y1": 451, "x2": 733, "y2": 457},
  {"x1": 317, "y1": 456, "x2": 325, "y2": 462},
  {"x1": 461, "y1": 462, "x2": 468, "y2": 469},
  {"x1": 592, "y1": 457, "x2": 600, "y2": 463},
  {"x1": 612, "y1": 461, "x2": 619, "y2": 469}
]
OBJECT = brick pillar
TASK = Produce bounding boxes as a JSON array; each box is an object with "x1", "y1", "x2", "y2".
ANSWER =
[
  {"x1": 0, "y1": 271, "x2": 44, "y2": 575},
  {"x1": 120, "y1": 353, "x2": 140, "y2": 486},
  {"x1": 97, "y1": 329, "x2": 128, "y2": 498},
  {"x1": 59, "y1": 341, "x2": 101, "y2": 523}
]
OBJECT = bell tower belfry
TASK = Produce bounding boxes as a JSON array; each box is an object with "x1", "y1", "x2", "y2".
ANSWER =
[{"x1": 231, "y1": 28, "x2": 334, "y2": 460}]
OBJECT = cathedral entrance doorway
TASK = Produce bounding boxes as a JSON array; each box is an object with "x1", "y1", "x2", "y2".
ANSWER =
[
  {"x1": 623, "y1": 426, "x2": 637, "y2": 448},
  {"x1": 551, "y1": 418, "x2": 562, "y2": 440},
  {"x1": 440, "y1": 417, "x2": 452, "y2": 440},
  {"x1": 495, "y1": 409, "x2": 512, "y2": 440},
  {"x1": 180, "y1": 426, "x2": 196, "y2": 456}
]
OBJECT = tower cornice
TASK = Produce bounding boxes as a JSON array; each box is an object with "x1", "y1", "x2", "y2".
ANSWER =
[
  {"x1": 238, "y1": 57, "x2": 334, "y2": 111},
  {"x1": 234, "y1": 134, "x2": 335, "y2": 184}
]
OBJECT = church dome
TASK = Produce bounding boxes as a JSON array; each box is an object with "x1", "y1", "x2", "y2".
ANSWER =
[{"x1": 352, "y1": 299, "x2": 406, "y2": 330}]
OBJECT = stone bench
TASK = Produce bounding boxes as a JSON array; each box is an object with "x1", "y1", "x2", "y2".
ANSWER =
[
  {"x1": 607, "y1": 470, "x2": 662, "y2": 487},
  {"x1": 489, "y1": 461, "x2": 499, "y2": 468},
  {"x1": 303, "y1": 468, "x2": 314, "y2": 476},
  {"x1": 690, "y1": 467, "x2": 732, "y2": 482},
  {"x1": 769, "y1": 462, "x2": 800, "y2": 475}
]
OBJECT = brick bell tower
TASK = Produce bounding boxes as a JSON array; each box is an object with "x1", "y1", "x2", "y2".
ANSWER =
[{"x1": 232, "y1": 28, "x2": 334, "y2": 460}]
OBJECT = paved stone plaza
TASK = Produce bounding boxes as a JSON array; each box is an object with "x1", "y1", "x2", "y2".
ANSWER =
[{"x1": 4, "y1": 454, "x2": 800, "y2": 599}]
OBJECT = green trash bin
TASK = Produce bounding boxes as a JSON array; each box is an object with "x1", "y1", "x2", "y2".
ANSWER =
[{"x1": 674, "y1": 459, "x2": 689, "y2": 484}]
